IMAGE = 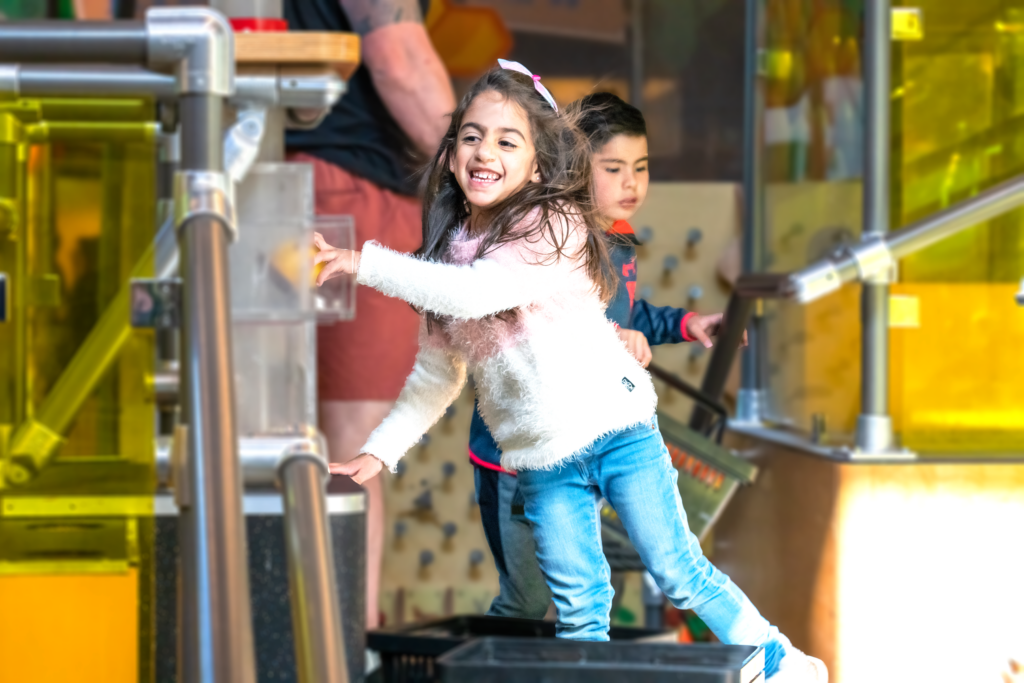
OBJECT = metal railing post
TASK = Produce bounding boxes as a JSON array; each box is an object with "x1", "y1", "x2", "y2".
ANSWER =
[
  {"x1": 149, "y1": 8, "x2": 259, "y2": 681},
  {"x1": 855, "y1": 0, "x2": 908, "y2": 457},
  {"x1": 735, "y1": 0, "x2": 767, "y2": 426},
  {"x1": 279, "y1": 452, "x2": 350, "y2": 683}
]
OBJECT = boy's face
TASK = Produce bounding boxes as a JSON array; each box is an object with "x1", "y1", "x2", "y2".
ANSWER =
[{"x1": 591, "y1": 134, "x2": 649, "y2": 227}]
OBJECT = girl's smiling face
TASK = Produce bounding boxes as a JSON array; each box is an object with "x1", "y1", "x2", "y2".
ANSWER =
[
  {"x1": 450, "y1": 90, "x2": 541, "y2": 221},
  {"x1": 591, "y1": 133, "x2": 649, "y2": 227}
]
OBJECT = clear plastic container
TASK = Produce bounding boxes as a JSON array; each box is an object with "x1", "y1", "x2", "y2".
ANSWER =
[
  {"x1": 231, "y1": 163, "x2": 314, "y2": 322},
  {"x1": 230, "y1": 162, "x2": 318, "y2": 436},
  {"x1": 313, "y1": 215, "x2": 356, "y2": 322},
  {"x1": 232, "y1": 320, "x2": 316, "y2": 436}
]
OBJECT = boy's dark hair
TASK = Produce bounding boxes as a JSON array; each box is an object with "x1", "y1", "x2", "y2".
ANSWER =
[
  {"x1": 416, "y1": 68, "x2": 616, "y2": 330},
  {"x1": 570, "y1": 92, "x2": 647, "y2": 151}
]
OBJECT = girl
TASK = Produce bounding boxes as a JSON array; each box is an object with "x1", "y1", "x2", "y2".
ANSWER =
[
  {"x1": 466, "y1": 92, "x2": 734, "y2": 623},
  {"x1": 314, "y1": 63, "x2": 826, "y2": 682}
]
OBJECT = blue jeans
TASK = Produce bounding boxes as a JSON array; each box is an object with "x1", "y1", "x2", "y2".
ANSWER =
[
  {"x1": 517, "y1": 418, "x2": 780, "y2": 652},
  {"x1": 474, "y1": 466, "x2": 552, "y2": 618}
]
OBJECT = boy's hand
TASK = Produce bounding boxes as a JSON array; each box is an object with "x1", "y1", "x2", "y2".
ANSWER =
[
  {"x1": 685, "y1": 313, "x2": 749, "y2": 349},
  {"x1": 329, "y1": 453, "x2": 384, "y2": 484},
  {"x1": 617, "y1": 328, "x2": 652, "y2": 367},
  {"x1": 313, "y1": 232, "x2": 361, "y2": 286}
]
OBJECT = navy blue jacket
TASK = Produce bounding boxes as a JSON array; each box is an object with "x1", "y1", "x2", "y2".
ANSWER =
[{"x1": 468, "y1": 222, "x2": 691, "y2": 471}]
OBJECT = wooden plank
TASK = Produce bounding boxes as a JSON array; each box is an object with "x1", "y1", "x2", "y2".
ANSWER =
[{"x1": 235, "y1": 32, "x2": 361, "y2": 79}]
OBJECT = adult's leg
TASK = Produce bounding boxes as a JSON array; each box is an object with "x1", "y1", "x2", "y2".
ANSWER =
[
  {"x1": 517, "y1": 459, "x2": 611, "y2": 640},
  {"x1": 592, "y1": 421, "x2": 774, "y2": 646},
  {"x1": 485, "y1": 472, "x2": 552, "y2": 618},
  {"x1": 320, "y1": 400, "x2": 393, "y2": 629}
]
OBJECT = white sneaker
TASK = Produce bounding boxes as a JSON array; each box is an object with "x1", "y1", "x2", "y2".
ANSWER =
[
  {"x1": 365, "y1": 648, "x2": 381, "y2": 675},
  {"x1": 769, "y1": 646, "x2": 828, "y2": 683}
]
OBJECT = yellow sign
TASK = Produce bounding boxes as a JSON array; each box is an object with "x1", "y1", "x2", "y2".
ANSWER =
[
  {"x1": 889, "y1": 294, "x2": 920, "y2": 328},
  {"x1": 892, "y1": 8, "x2": 924, "y2": 41}
]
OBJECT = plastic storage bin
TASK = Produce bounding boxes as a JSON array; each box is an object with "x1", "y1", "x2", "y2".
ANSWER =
[
  {"x1": 368, "y1": 616, "x2": 667, "y2": 683},
  {"x1": 437, "y1": 637, "x2": 764, "y2": 683}
]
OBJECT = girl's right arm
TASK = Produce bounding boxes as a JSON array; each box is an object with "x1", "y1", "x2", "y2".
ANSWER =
[
  {"x1": 354, "y1": 240, "x2": 568, "y2": 320},
  {"x1": 359, "y1": 335, "x2": 468, "y2": 472}
]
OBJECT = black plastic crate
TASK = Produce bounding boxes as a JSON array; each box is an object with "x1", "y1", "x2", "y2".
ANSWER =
[
  {"x1": 437, "y1": 637, "x2": 764, "y2": 683},
  {"x1": 368, "y1": 616, "x2": 666, "y2": 683}
]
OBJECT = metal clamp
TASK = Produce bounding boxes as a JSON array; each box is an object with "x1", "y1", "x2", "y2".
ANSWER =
[
  {"x1": 224, "y1": 107, "x2": 265, "y2": 186},
  {"x1": 0, "y1": 65, "x2": 19, "y2": 98},
  {"x1": 848, "y1": 237, "x2": 895, "y2": 284},
  {"x1": 146, "y1": 7, "x2": 234, "y2": 96},
  {"x1": 173, "y1": 170, "x2": 237, "y2": 241},
  {"x1": 275, "y1": 432, "x2": 330, "y2": 488},
  {"x1": 789, "y1": 259, "x2": 843, "y2": 303}
]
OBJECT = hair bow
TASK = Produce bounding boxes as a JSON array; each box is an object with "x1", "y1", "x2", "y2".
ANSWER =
[{"x1": 498, "y1": 59, "x2": 559, "y2": 113}]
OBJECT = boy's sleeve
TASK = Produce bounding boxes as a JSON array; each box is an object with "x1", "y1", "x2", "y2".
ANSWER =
[
  {"x1": 360, "y1": 340, "x2": 467, "y2": 472},
  {"x1": 629, "y1": 299, "x2": 694, "y2": 346}
]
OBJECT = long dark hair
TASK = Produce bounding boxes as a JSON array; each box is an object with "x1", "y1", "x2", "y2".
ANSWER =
[{"x1": 416, "y1": 68, "x2": 616, "y2": 330}]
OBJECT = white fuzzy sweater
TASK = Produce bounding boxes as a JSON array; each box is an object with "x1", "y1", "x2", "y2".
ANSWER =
[{"x1": 356, "y1": 214, "x2": 658, "y2": 472}]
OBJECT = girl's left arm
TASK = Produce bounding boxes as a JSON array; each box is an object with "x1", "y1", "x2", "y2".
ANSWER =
[{"x1": 360, "y1": 341, "x2": 468, "y2": 472}]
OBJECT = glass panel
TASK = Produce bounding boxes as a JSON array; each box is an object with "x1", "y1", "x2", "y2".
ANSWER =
[
  {"x1": 891, "y1": 0, "x2": 1024, "y2": 450},
  {"x1": 756, "y1": 0, "x2": 1024, "y2": 450},
  {"x1": 757, "y1": 0, "x2": 866, "y2": 440}
]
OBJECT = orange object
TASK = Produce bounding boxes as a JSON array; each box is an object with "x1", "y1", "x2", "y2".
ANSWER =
[
  {"x1": 427, "y1": 0, "x2": 513, "y2": 78},
  {"x1": 0, "y1": 570, "x2": 139, "y2": 683},
  {"x1": 677, "y1": 623, "x2": 695, "y2": 643}
]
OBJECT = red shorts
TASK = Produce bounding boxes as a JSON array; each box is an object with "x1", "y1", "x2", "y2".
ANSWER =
[{"x1": 291, "y1": 153, "x2": 421, "y2": 402}]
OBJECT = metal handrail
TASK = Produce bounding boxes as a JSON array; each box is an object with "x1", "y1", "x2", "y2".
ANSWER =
[
  {"x1": 690, "y1": 170, "x2": 1024, "y2": 434},
  {"x1": 647, "y1": 363, "x2": 728, "y2": 444}
]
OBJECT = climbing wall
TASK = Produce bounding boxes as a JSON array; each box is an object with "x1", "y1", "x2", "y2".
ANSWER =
[
  {"x1": 377, "y1": 182, "x2": 741, "y2": 626},
  {"x1": 633, "y1": 183, "x2": 742, "y2": 424}
]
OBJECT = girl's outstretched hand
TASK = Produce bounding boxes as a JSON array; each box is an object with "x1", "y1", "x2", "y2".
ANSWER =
[
  {"x1": 329, "y1": 454, "x2": 384, "y2": 484},
  {"x1": 313, "y1": 232, "x2": 361, "y2": 287},
  {"x1": 685, "y1": 312, "x2": 749, "y2": 349}
]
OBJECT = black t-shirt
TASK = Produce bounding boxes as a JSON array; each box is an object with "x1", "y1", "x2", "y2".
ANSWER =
[{"x1": 283, "y1": 0, "x2": 429, "y2": 196}]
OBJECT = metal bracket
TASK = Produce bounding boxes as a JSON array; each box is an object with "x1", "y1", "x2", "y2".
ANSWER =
[
  {"x1": 173, "y1": 170, "x2": 237, "y2": 241},
  {"x1": 789, "y1": 259, "x2": 843, "y2": 303},
  {"x1": 0, "y1": 65, "x2": 18, "y2": 99},
  {"x1": 224, "y1": 106, "x2": 265, "y2": 187},
  {"x1": 130, "y1": 278, "x2": 182, "y2": 329},
  {"x1": 171, "y1": 424, "x2": 191, "y2": 509},
  {"x1": 146, "y1": 7, "x2": 234, "y2": 97},
  {"x1": 848, "y1": 238, "x2": 895, "y2": 284},
  {"x1": 0, "y1": 272, "x2": 7, "y2": 323}
]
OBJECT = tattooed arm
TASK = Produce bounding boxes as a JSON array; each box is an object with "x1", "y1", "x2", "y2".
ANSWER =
[{"x1": 340, "y1": 0, "x2": 456, "y2": 157}]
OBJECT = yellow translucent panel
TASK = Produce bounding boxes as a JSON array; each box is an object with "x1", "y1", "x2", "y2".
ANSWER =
[
  {"x1": 0, "y1": 99, "x2": 157, "y2": 681},
  {"x1": 758, "y1": 0, "x2": 1024, "y2": 452},
  {"x1": 897, "y1": 1, "x2": 1024, "y2": 281},
  {"x1": 890, "y1": 283, "x2": 1024, "y2": 451},
  {"x1": 1, "y1": 99, "x2": 157, "y2": 488}
]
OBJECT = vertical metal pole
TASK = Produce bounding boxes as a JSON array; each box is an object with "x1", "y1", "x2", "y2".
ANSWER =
[
  {"x1": 630, "y1": 0, "x2": 644, "y2": 108},
  {"x1": 736, "y1": 0, "x2": 766, "y2": 424},
  {"x1": 280, "y1": 456, "x2": 350, "y2": 683},
  {"x1": 855, "y1": 0, "x2": 898, "y2": 455},
  {"x1": 177, "y1": 93, "x2": 258, "y2": 683}
]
